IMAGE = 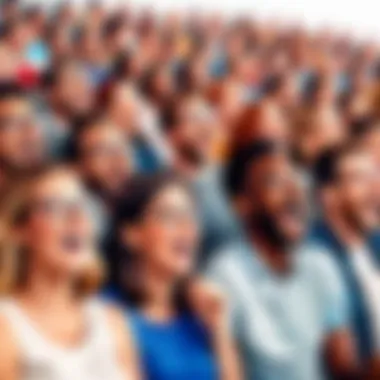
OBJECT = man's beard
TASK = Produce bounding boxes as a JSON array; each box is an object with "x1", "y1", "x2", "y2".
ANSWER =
[
  {"x1": 342, "y1": 205, "x2": 373, "y2": 237},
  {"x1": 178, "y1": 144, "x2": 206, "y2": 167},
  {"x1": 248, "y1": 211, "x2": 295, "y2": 251}
]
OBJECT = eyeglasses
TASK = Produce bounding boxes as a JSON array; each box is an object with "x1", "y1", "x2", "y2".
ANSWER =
[
  {"x1": 28, "y1": 197, "x2": 94, "y2": 219},
  {"x1": 144, "y1": 206, "x2": 198, "y2": 226}
]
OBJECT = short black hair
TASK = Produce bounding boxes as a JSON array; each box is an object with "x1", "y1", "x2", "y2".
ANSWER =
[
  {"x1": 312, "y1": 145, "x2": 364, "y2": 188},
  {"x1": 64, "y1": 113, "x2": 105, "y2": 162},
  {"x1": 102, "y1": 14, "x2": 125, "y2": 39},
  {"x1": 261, "y1": 74, "x2": 286, "y2": 97},
  {"x1": 160, "y1": 97, "x2": 181, "y2": 133},
  {"x1": 0, "y1": 82, "x2": 25, "y2": 102},
  {"x1": 224, "y1": 140, "x2": 284, "y2": 197},
  {"x1": 350, "y1": 115, "x2": 379, "y2": 139},
  {"x1": 312, "y1": 149, "x2": 339, "y2": 188}
]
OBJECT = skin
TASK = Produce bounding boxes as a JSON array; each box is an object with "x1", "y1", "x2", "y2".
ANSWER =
[
  {"x1": 0, "y1": 169, "x2": 140, "y2": 380},
  {"x1": 0, "y1": 97, "x2": 45, "y2": 175},
  {"x1": 78, "y1": 121, "x2": 132, "y2": 195},
  {"x1": 321, "y1": 150, "x2": 379, "y2": 244},
  {"x1": 51, "y1": 62, "x2": 95, "y2": 118},
  {"x1": 168, "y1": 97, "x2": 218, "y2": 175}
]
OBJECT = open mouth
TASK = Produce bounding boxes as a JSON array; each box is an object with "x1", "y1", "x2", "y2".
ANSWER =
[
  {"x1": 279, "y1": 202, "x2": 306, "y2": 229},
  {"x1": 61, "y1": 234, "x2": 87, "y2": 253},
  {"x1": 172, "y1": 240, "x2": 194, "y2": 259}
]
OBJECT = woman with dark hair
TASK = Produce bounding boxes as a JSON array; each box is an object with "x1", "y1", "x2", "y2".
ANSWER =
[{"x1": 108, "y1": 172, "x2": 242, "y2": 380}]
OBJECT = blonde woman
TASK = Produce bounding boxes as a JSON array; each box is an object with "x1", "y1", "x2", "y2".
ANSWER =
[{"x1": 0, "y1": 166, "x2": 140, "y2": 380}]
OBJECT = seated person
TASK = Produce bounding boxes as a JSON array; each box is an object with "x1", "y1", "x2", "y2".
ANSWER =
[
  {"x1": 310, "y1": 145, "x2": 380, "y2": 365},
  {"x1": 108, "y1": 172, "x2": 242, "y2": 380},
  {"x1": 206, "y1": 140, "x2": 360, "y2": 380}
]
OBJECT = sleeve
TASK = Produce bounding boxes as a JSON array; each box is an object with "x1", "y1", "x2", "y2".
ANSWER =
[
  {"x1": 203, "y1": 254, "x2": 242, "y2": 337},
  {"x1": 318, "y1": 251, "x2": 350, "y2": 332}
]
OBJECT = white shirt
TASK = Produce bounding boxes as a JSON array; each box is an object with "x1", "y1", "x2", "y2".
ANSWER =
[
  {"x1": 350, "y1": 245, "x2": 380, "y2": 350},
  {"x1": 0, "y1": 298, "x2": 127, "y2": 380}
]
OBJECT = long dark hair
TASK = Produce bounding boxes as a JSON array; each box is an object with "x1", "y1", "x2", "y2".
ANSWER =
[{"x1": 106, "y1": 171, "x2": 194, "y2": 309}]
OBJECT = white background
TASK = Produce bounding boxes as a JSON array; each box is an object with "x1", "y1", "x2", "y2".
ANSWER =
[{"x1": 25, "y1": 0, "x2": 380, "y2": 40}]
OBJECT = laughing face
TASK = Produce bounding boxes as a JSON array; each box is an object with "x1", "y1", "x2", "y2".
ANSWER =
[
  {"x1": 335, "y1": 151, "x2": 379, "y2": 234},
  {"x1": 124, "y1": 183, "x2": 200, "y2": 279},
  {"x1": 20, "y1": 168, "x2": 97, "y2": 279},
  {"x1": 244, "y1": 154, "x2": 308, "y2": 247}
]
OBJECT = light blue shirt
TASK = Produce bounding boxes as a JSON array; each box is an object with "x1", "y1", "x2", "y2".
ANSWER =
[{"x1": 206, "y1": 240, "x2": 348, "y2": 380}]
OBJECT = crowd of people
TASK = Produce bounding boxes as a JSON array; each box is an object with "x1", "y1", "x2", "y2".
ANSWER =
[{"x1": 1, "y1": 0, "x2": 380, "y2": 379}]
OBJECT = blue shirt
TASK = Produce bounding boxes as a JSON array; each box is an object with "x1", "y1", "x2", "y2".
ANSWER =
[
  {"x1": 206, "y1": 239, "x2": 348, "y2": 380},
  {"x1": 130, "y1": 311, "x2": 219, "y2": 380}
]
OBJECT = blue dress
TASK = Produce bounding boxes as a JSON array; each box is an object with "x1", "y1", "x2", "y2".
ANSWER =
[{"x1": 130, "y1": 310, "x2": 219, "y2": 380}]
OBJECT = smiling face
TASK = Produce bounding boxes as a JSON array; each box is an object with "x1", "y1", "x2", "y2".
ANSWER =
[
  {"x1": 243, "y1": 153, "x2": 308, "y2": 247},
  {"x1": 125, "y1": 183, "x2": 199, "y2": 280},
  {"x1": 333, "y1": 151, "x2": 379, "y2": 233},
  {"x1": 79, "y1": 121, "x2": 132, "y2": 194},
  {"x1": 0, "y1": 96, "x2": 45, "y2": 174},
  {"x1": 171, "y1": 97, "x2": 217, "y2": 166},
  {"x1": 19, "y1": 169, "x2": 97, "y2": 279}
]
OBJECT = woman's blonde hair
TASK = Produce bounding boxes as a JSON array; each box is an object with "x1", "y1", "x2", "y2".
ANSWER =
[{"x1": 0, "y1": 166, "x2": 105, "y2": 296}]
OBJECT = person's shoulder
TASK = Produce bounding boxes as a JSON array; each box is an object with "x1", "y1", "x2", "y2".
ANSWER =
[
  {"x1": 300, "y1": 241, "x2": 339, "y2": 268},
  {"x1": 205, "y1": 241, "x2": 250, "y2": 280},
  {"x1": 298, "y1": 242, "x2": 344, "y2": 288},
  {"x1": 85, "y1": 297, "x2": 128, "y2": 334},
  {"x1": 0, "y1": 301, "x2": 20, "y2": 372}
]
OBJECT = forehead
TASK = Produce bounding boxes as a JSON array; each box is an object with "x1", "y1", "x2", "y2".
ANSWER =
[
  {"x1": 149, "y1": 184, "x2": 193, "y2": 208},
  {"x1": 248, "y1": 153, "x2": 291, "y2": 175},
  {"x1": 338, "y1": 152, "x2": 375, "y2": 175},
  {"x1": 82, "y1": 124, "x2": 120, "y2": 143},
  {"x1": 0, "y1": 97, "x2": 30, "y2": 115},
  {"x1": 32, "y1": 170, "x2": 84, "y2": 199}
]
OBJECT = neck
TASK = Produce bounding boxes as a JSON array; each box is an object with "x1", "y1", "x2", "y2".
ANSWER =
[
  {"x1": 324, "y1": 210, "x2": 366, "y2": 249},
  {"x1": 140, "y1": 264, "x2": 178, "y2": 322},
  {"x1": 250, "y1": 231, "x2": 293, "y2": 275},
  {"x1": 16, "y1": 262, "x2": 77, "y2": 311},
  {"x1": 173, "y1": 154, "x2": 204, "y2": 180}
]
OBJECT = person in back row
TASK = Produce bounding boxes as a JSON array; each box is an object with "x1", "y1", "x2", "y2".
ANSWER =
[
  {"x1": 0, "y1": 166, "x2": 140, "y2": 380},
  {"x1": 161, "y1": 94, "x2": 240, "y2": 263},
  {"x1": 107, "y1": 173, "x2": 242, "y2": 380},
  {"x1": 0, "y1": 83, "x2": 46, "y2": 192},
  {"x1": 206, "y1": 140, "x2": 363, "y2": 380}
]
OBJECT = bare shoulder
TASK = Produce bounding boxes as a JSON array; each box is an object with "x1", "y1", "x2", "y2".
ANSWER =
[
  {"x1": 0, "y1": 311, "x2": 17, "y2": 351},
  {"x1": 0, "y1": 311, "x2": 20, "y2": 378},
  {"x1": 97, "y1": 302, "x2": 141, "y2": 379},
  {"x1": 103, "y1": 303, "x2": 129, "y2": 334},
  {"x1": 98, "y1": 301, "x2": 134, "y2": 348}
]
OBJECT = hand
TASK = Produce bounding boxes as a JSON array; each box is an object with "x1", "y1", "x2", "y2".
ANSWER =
[{"x1": 187, "y1": 278, "x2": 228, "y2": 336}]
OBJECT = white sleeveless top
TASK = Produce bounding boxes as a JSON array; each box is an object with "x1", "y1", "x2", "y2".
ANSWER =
[{"x1": 0, "y1": 299, "x2": 126, "y2": 380}]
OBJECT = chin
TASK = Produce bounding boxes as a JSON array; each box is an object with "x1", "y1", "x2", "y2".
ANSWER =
[{"x1": 283, "y1": 228, "x2": 305, "y2": 246}]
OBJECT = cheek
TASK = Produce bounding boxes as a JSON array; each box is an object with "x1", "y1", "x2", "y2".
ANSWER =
[
  {"x1": 26, "y1": 218, "x2": 60, "y2": 248},
  {"x1": 88, "y1": 157, "x2": 107, "y2": 175},
  {"x1": 141, "y1": 225, "x2": 172, "y2": 255}
]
